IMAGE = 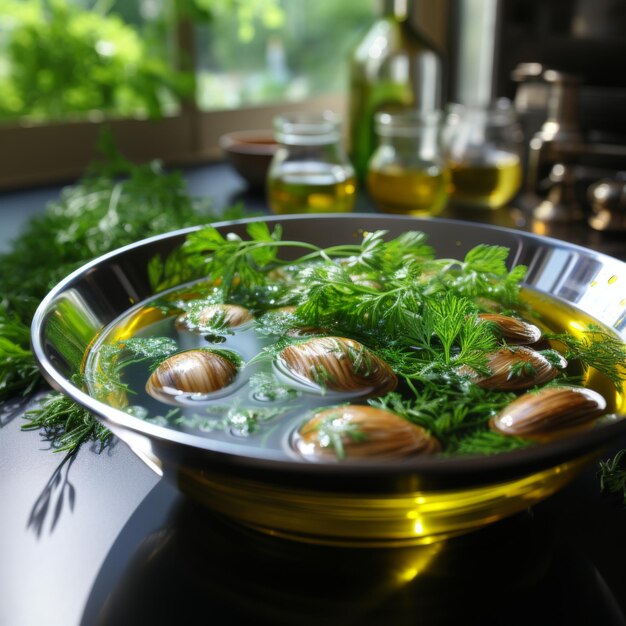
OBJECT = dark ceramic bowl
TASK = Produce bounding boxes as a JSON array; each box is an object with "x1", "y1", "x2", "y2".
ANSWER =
[
  {"x1": 219, "y1": 130, "x2": 278, "y2": 190},
  {"x1": 31, "y1": 215, "x2": 626, "y2": 546}
]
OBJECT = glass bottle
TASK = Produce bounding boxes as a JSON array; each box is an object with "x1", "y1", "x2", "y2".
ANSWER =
[
  {"x1": 267, "y1": 111, "x2": 356, "y2": 215},
  {"x1": 367, "y1": 109, "x2": 449, "y2": 216},
  {"x1": 348, "y1": 0, "x2": 444, "y2": 180},
  {"x1": 444, "y1": 100, "x2": 523, "y2": 209}
]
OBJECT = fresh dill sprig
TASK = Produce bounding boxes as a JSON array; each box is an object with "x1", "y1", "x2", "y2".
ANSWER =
[
  {"x1": 22, "y1": 390, "x2": 113, "y2": 454},
  {"x1": 449, "y1": 430, "x2": 532, "y2": 456},
  {"x1": 90, "y1": 337, "x2": 179, "y2": 394},
  {"x1": 226, "y1": 405, "x2": 290, "y2": 436},
  {"x1": 370, "y1": 380, "x2": 516, "y2": 447},
  {"x1": 248, "y1": 371, "x2": 300, "y2": 402},
  {"x1": 0, "y1": 306, "x2": 41, "y2": 397},
  {"x1": 544, "y1": 324, "x2": 626, "y2": 390},
  {"x1": 1, "y1": 140, "x2": 247, "y2": 452},
  {"x1": 433, "y1": 245, "x2": 528, "y2": 306},
  {"x1": 599, "y1": 449, "x2": 626, "y2": 503}
]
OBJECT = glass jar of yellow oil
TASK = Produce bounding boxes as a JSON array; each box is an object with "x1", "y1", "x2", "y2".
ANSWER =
[
  {"x1": 267, "y1": 111, "x2": 356, "y2": 214},
  {"x1": 444, "y1": 100, "x2": 523, "y2": 210},
  {"x1": 366, "y1": 109, "x2": 449, "y2": 216}
]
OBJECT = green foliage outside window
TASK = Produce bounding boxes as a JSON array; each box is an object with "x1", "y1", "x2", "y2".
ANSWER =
[
  {"x1": 0, "y1": 0, "x2": 195, "y2": 121},
  {"x1": 0, "y1": 0, "x2": 371, "y2": 122}
]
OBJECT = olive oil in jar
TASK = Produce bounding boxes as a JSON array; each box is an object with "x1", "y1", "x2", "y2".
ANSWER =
[
  {"x1": 268, "y1": 111, "x2": 356, "y2": 215},
  {"x1": 444, "y1": 100, "x2": 523, "y2": 209},
  {"x1": 367, "y1": 164, "x2": 448, "y2": 215},
  {"x1": 366, "y1": 110, "x2": 449, "y2": 216},
  {"x1": 448, "y1": 153, "x2": 522, "y2": 209},
  {"x1": 269, "y1": 163, "x2": 356, "y2": 214}
]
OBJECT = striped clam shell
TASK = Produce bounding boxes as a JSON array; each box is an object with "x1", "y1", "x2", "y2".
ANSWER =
[
  {"x1": 176, "y1": 303, "x2": 253, "y2": 331},
  {"x1": 458, "y1": 346, "x2": 566, "y2": 391},
  {"x1": 491, "y1": 386, "x2": 607, "y2": 438},
  {"x1": 146, "y1": 349, "x2": 238, "y2": 403},
  {"x1": 276, "y1": 336, "x2": 397, "y2": 396},
  {"x1": 293, "y1": 405, "x2": 440, "y2": 461},
  {"x1": 478, "y1": 313, "x2": 542, "y2": 345}
]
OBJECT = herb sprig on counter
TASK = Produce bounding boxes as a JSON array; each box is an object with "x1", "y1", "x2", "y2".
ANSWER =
[{"x1": 0, "y1": 140, "x2": 245, "y2": 451}]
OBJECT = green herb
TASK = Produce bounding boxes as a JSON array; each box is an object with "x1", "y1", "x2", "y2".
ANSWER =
[
  {"x1": 370, "y1": 381, "x2": 518, "y2": 450},
  {"x1": 131, "y1": 400, "x2": 287, "y2": 437},
  {"x1": 248, "y1": 372, "x2": 299, "y2": 402},
  {"x1": 0, "y1": 307, "x2": 40, "y2": 397},
  {"x1": 545, "y1": 324, "x2": 626, "y2": 390},
  {"x1": 225, "y1": 405, "x2": 289, "y2": 436},
  {"x1": 22, "y1": 389, "x2": 112, "y2": 454},
  {"x1": 451, "y1": 430, "x2": 532, "y2": 456},
  {"x1": 0, "y1": 139, "x2": 246, "y2": 451},
  {"x1": 176, "y1": 298, "x2": 234, "y2": 336},
  {"x1": 599, "y1": 449, "x2": 626, "y2": 503},
  {"x1": 90, "y1": 337, "x2": 179, "y2": 394},
  {"x1": 313, "y1": 411, "x2": 368, "y2": 461}
]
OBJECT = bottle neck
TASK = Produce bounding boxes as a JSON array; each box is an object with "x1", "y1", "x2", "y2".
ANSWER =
[{"x1": 380, "y1": 0, "x2": 412, "y2": 21}]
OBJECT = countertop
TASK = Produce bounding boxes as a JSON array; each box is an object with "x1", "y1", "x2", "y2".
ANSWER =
[{"x1": 1, "y1": 164, "x2": 626, "y2": 626}]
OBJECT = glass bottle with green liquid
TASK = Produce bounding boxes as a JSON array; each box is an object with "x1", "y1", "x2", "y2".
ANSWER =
[{"x1": 348, "y1": 0, "x2": 444, "y2": 180}]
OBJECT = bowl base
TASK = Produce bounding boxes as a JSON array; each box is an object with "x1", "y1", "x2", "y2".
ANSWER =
[{"x1": 175, "y1": 454, "x2": 593, "y2": 548}]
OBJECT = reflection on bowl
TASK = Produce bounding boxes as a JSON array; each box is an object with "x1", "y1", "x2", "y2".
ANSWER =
[{"x1": 219, "y1": 130, "x2": 279, "y2": 190}]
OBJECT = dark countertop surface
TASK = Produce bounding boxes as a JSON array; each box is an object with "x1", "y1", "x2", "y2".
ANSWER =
[{"x1": 1, "y1": 163, "x2": 626, "y2": 626}]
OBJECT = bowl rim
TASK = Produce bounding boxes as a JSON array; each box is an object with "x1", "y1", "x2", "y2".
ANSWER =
[
  {"x1": 219, "y1": 130, "x2": 278, "y2": 155},
  {"x1": 31, "y1": 213, "x2": 626, "y2": 480}
]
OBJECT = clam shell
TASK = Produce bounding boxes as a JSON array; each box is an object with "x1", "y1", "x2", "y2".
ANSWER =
[
  {"x1": 459, "y1": 346, "x2": 566, "y2": 391},
  {"x1": 176, "y1": 303, "x2": 253, "y2": 331},
  {"x1": 276, "y1": 336, "x2": 397, "y2": 396},
  {"x1": 491, "y1": 386, "x2": 607, "y2": 438},
  {"x1": 146, "y1": 349, "x2": 238, "y2": 403},
  {"x1": 293, "y1": 405, "x2": 440, "y2": 460},
  {"x1": 478, "y1": 313, "x2": 542, "y2": 345}
]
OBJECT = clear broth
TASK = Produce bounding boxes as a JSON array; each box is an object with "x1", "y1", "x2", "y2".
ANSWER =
[{"x1": 85, "y1": 283, "x2": 625, "y2": 461}]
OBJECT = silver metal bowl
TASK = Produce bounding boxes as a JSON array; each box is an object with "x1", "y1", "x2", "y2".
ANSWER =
[{"x1": 31, "y1": 214, "x2": 626, "y2": 546}]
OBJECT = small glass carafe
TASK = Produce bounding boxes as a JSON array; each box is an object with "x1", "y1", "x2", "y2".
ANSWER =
[
  {"x1": 366, "y1": 109, "x2": 449, "y2": 216},
  {"x1": 444, "y1": 100, "x2": 523, "y2": 210},
  {"x1": 267, "y1": 111, "x2": 356, "y2": 214}
]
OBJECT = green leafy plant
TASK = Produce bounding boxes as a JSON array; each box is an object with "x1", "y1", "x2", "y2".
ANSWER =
[
  {"x1": 0, "y1": 138, "x2": 245, "y2": 449},
  {"x1": 0, "y1": 0, "x2": 194, "y2": 121}
]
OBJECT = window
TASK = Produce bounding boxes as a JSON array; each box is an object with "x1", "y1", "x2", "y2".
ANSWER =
[
  {"x1": 194, "y1": 1, "x2": 374, "y2": 111},
  {"x1": 0, "y1": 1, "x2": 447, "y2": 190}
]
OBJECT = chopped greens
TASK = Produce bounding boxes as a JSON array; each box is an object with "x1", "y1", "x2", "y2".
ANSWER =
[
  {"x1": 143, "y1": 222, "x2": 626, "y2": 459},
  {"x1": 599, "y1": 450, "x2": 626, "y2": 503},
  {"x1": 22, "y1": 387, "x2": 113, "y2": 454},
  {"x1": 2, "y1": 141, "x2": 247, "y2": 450}
]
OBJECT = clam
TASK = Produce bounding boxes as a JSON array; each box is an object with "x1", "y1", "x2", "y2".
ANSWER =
[
  {"x1": 293, "y1": 405, "x2": 440, "y2": 461},
  {"x1": 458, "y1": 346, "x2": 566, "y2": 391},
  {"x1": 477, "y1": 313, "x2": 542, "y2": 345},
  {"x1": 491, "y1": 386, "x2": 607, "y2": 439},
  {"x1": 176, "y1": 303, "x2": 253, "y2": 332},
  {"x1": 276, "y1": 336, "x2": 397, "y2": 396},
  {"x1": 146, "y1": 349, "x2": 239, "y2": 403}
]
